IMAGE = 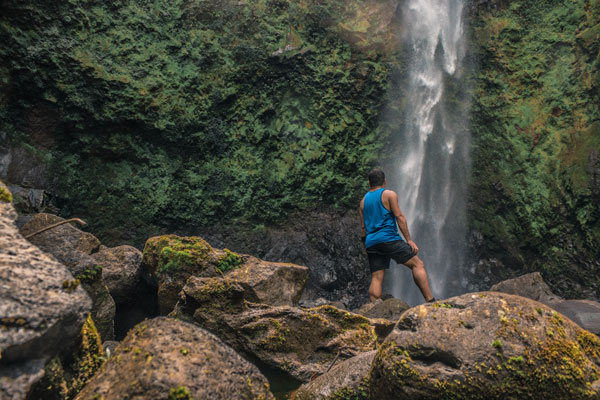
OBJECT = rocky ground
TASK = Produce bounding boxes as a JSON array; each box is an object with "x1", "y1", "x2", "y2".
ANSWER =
[{"x1": 3, "y1": 176, "x2": 600, "y2": 399}]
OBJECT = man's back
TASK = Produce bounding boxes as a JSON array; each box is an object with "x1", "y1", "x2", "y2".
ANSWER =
[{"x1": 362, "y1": 188, "x2": 402, "y2": 248}]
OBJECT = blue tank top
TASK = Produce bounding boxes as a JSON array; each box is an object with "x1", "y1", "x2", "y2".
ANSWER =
[{"x1": 363, "y1": 188, "x2": 402, "y2": 248}]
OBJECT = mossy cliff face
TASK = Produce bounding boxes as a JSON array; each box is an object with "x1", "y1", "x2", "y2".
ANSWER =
[
  {"x1": 467, "y1": 0, "x2": 600, "y2": 297},
  {"x1": 0, "y1": 0, "x2": 398, "y2": 245},
  {"x1": 368, "y1": 292, "x2": 600, "y2": 399}
]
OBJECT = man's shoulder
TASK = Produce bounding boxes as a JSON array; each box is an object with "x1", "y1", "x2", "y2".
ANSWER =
[{"x1": 382, "y1": 189, "x2": 397, "y2": 198}]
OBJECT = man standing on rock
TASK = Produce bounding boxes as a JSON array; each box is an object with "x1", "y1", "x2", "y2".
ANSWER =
[{"x1": 360, "y1": 168, "x2": 435, "y2": 303}]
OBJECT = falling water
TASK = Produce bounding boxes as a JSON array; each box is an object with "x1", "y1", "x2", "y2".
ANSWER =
[{"x1": 384, "y1": 0, "x2": 471, "y2": 305}]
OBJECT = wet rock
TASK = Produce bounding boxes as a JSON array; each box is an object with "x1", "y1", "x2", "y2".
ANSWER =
[
  {"x1": 20, "y1": 214, "x2": 115, "y2": 340},
  {"x1": 292, "y1": 350, "x2": 375, "y2": 400},
  {"x1": 354, "y1": 298, "x2": 410, "y2": 321},
  {"x1": 91, "y1": 245, "x2": 143, "y2": 304},
  {"x1": 75, "y1": 317, "x2": 274, "y2": 400},
  {"x1": 368, "y1": 292, "x2": 600, "y2": 399},
  {"x1": 142, "y1": 234, "x2": 309, "y2": 313},
  {"x1": 172, "y1": 276, "x2": 379, "y2": 382},
  {"x1": 0, "y1": 180, "x2": 91, "y2": 398}
]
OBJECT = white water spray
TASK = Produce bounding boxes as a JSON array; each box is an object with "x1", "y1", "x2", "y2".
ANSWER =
[{"x1": 384, "y1": 0, "x2": 471, "y2": 305}]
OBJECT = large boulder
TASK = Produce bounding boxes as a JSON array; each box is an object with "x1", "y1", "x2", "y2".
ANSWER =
[
  {"x1": 20, "y1": 214, "x2": 115, "y2": 340},
  {"x1": 142, "y1": 234, "x2": 308, "y2": 313},
  {"x1": 20, "y1": 213, "x2": 116, "y2": 340},
  {"x1": 172, "y1": 275, "x2": 382, "y2": 382},
  {"x1": 368, "y1": 292, "x2": 600, "y2": 399},
  {"x1": 0, "y1": 180, "x2": 92, "y2": 398},
  {"x1": 75, "y1": 317, "x2": 275, "y2": 400},
  {"x1": 224, "y1": 256, "x2": 308, "y2": 306},
  {"x1": 292, "y1": 350, "x2": 375, "y2": 400},
  {"x1": 91, "y1": 245, "x2": 142, "y2": 304},
  {"x1": 491, "y1": 272, "x2": 600, "y2": 335}
]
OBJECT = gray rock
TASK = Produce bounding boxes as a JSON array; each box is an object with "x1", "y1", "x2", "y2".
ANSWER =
[
  {"x1": 20, "y1": 213, "x2": 115, "y2": 340},
  {"x1": 293, "y1": 350, "x2": 375, "y2": 400},
  {"x1": 0, "y1": 180, "x2": 91, "y2": 398},
  {"x1": 490, "y1": 272, "x2": 558, "y2": 303},
  {"x1": 226, "y1": 256, "x2": 308, "y2": 306},
  {"x1": 20, "y1": 213, "x2": 101, "y2": 255},
  {"x1": 354, "y1": 298, "x2": 410, "y2": 321},
  {"x1": 91, "y1": 245, "x2": 142, "y2": 304},
  {"x1": 75, "y1": 317, "x2": 275, "y2": 400},
  {"x1": 491, "y1": 272, "x2": 600, "y2": 335},
  {"x1": 549, "y1": 299, "x2": 600, "y2": 336},
  {"x1": 368, "y1": 292, "x2": 600, "y2": 399},
  {"x1": 0, "y1": 359, "x2": 45, "y2": 400}
]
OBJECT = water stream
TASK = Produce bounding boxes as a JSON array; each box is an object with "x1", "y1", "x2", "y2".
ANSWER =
[{"x1": 384, "y1": 0, "x2": 471, "y2": 306}]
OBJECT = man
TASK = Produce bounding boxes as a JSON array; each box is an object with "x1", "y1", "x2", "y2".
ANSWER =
[{"x1": 359, "y1": 168, "x2": 435, "y2": 303}]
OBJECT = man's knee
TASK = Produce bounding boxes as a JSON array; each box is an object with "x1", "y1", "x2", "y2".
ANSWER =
[{"x1": 406, "y1": 256, "x2": 425, "y2": 270}]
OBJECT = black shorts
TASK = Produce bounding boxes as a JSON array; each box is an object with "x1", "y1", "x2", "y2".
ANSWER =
[{"x1": 366, "y1": 240, "x2": 415, "y2": 273}]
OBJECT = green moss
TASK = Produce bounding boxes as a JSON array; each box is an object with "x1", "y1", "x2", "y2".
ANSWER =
[
  {"x1": 62, "y1": 279, "x2": 81, "y2": 292},
  {"x1": 168, "y1": 386, "x2": 194, "y2": 400},
  {"x1": 75, "y1": 265, "x2": 103, "y2": 283},
  {"x1": 216, "y1": 249, "x2": 242, "y2": 273},
  {"x1": 28, "y1": 314, "x2": 106, "y2": 399},
  {"x1": 144, "y1": 235, "x2": 212, "y2": 276},
  {"x1": 0, "y1": 186, "x2": 12, "y2": 203}
]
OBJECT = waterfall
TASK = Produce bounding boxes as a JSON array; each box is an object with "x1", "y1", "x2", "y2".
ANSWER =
[{"x1": 384, "y1": 0, "x2": 471, "y2": 305}]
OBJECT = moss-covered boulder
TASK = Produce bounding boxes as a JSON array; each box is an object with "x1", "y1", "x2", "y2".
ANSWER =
[
  {"x1": 368, "y1": 292, "x2": 600, "y2": 399},
  {"x1": 142, "y1": 234, "x2": 308, "y2": 313},
  {"x1": 172, "y1": 275, "x2": 380, "y2": 382},
  {"x1": 74, "y1": 317, "x2": 274, "y2": 400}
]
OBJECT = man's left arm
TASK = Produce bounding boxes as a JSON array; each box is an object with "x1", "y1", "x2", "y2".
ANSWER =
[{"x1": 387, "y1": 191, "x2": 419, "y2": 255}]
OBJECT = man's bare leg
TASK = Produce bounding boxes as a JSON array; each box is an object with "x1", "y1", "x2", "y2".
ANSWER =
[
  {"x1": 369, "y1": 270, "x2": 385, "y2": 302},
  {"x1": 403, "y1": 256, "x2": 434, "y2": 302}
]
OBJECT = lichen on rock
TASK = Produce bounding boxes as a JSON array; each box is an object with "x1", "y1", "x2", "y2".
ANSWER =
[{"x1": 368, "y1": 292, "x2": 600, "y2": 399}]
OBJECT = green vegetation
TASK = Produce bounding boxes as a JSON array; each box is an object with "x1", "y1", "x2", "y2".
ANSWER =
[
  {"x1": 75, "y1": 265, "x2": 103, "y2": 283},
  {"x1": 0, "y1": 0, "x2": 394, "y2": 246},
  {"x1": 469, "y1": 0, "x2": 600, "y2": 297},
  {"x1": 0, "y1": 185, "x2": 12, "y2": 203},
  {"x1": 216, "y1": 249, "x2": 242, "y2": 273},
  {"x1": 28, "y1": 314, "x2": 106, "y2": 399},
  {"x1": 168, "y1": 386, "x2": 194, "y2": 400}
]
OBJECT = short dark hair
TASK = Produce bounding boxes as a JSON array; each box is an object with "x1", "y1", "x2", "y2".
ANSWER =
[{"x1": 368, "y1": 168, "x2": 385, "y2": 187}]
